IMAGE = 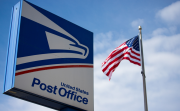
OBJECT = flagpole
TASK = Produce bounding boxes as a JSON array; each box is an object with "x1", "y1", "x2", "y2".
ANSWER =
[{"x1": 139, "y1": 26, "x2": 148, "y2": 111}]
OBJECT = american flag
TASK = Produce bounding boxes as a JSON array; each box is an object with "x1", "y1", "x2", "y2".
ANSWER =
[{"x1": 102, "y1": 35, "x2": 141, "y2": 80}]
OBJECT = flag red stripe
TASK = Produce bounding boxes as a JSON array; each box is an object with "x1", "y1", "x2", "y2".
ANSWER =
[
  {"x1": 16, "y1": 65, "x2": 93, "y2": 76},
  {"x1": 106, "y1": 43, "x2": 126, "y2": 60},
  {"x1": 102, "y1": 53, "x2": 123, "y2": 72},
  {"x1": 102, "y1": 46, "x2": 128, "y2": 65},
  {"x1": 103, "y1": 52, "x2": 125, "y2": 75},
  {"x1": 130, "y1": 48, "x2": 140, "y2": 56},
  {"x1": 106, "y1": 62, "x2": 120, "y2": 76},
  {"x1": 102, "y1": 48, "x2": 140, "y2": 72},
  {"x1": 103, "y1": 46, "x2": 139, "y2": 67},
  {"x1": 105, "y1": 53, "x2": 141, "y2": 77},
  {"x1": 122, "y1": 57, "x2": 141, "y2": 66},
  {"x1": 125, "y1": 51, "x2": 140, "y2": 61}
]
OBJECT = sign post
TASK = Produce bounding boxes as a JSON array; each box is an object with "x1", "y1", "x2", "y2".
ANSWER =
[{"x1": 3, "y1": 1, "x2": 94, "y2": 111}]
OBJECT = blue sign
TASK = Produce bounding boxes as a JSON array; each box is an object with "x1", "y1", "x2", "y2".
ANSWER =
[
  {"x1": 16, "y1": 0, "x2": 93, "y2": 71},
  {"x1": 3, "y1": 1, "x2": 94, "y2": 111}
]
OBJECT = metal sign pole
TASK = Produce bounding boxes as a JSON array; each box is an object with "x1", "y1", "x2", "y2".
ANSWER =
[{"x1": 139, "y1": 26, "x2": 148, "y2": 111}]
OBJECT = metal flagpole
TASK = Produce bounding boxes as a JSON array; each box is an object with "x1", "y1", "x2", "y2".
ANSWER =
[{"x1": 138, "y1": 26, "x2": 148, "y2": 111}]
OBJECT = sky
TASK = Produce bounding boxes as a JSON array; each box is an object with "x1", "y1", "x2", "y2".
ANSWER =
[{"x1": 0, "y1": 0, "x2": 180, "y2": 111}]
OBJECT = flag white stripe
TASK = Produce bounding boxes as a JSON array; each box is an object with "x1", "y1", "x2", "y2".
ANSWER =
[
  {"x1": 102, "y1": 46, "x2": 128, "y2": 69},
  {"x1": 102, "y1": 46, "x2": 140, "y2": 70},
  {"x1": 123, "y1": 53, "x2": 141, "y2": 63},
  {"x1": 102, "y1": 49, "x2": 140, "y2": 75},
  {"x1": 132, "y1": 48, "x2": 140, "y2": 54},
  {"x1": 127, "y1": 48, "x2": 140, "y2": 59},
  {"x1": 103, "y1": 58, "x2": 122, "y2": 75},
  {"x1": 104, "y1": 43, "x2": 127, "y2": 62}
]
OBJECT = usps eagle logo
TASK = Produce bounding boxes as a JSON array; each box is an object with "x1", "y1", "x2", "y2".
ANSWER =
[{"x1": 15, "y1": 1, "x2": 93, "y2": 72}]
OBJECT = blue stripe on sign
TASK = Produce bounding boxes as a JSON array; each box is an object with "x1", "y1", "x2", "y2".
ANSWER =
[{"x1": 4, "y1": 1, "x2": 22, "y2": 92}]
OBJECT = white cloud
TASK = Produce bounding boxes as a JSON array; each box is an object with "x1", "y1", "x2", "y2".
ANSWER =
[
  {"x1": 94, "y1": 31, "x2": 113, "y2": 52},
  {"x1": 0, "y1": 98, "x2": 55, "y2": 111},
  {"x1": 94, "y1": 31, "x2": 126, "y2": 54},
  {"x1": 143, "y1": 33, "x2": 180, "y2": 82},
  {"x1": 156, "y1": 1, "x2": 180, "y2": 24},
  {"x1": 152, "y1": 27, "x2": 177, "y2": 36},
  {"x1": 152, "y1": 28, "x2": 168, "y2": 36},
  {"x1": 131, "y1": 19, "x2": 144, "y2": 28}
]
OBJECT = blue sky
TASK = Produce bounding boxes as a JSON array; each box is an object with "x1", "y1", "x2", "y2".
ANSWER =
[{"x1": 0, "y1": 0, "x2": 180, "y2": 111}]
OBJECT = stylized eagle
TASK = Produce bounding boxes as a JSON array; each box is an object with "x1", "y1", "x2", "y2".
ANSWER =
[{"x1": 17, "y1": 1, "x2": 89, "y2": 65}]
